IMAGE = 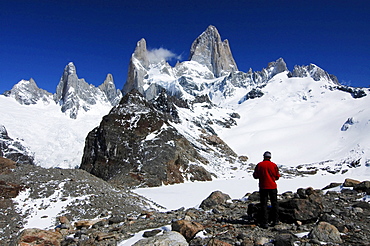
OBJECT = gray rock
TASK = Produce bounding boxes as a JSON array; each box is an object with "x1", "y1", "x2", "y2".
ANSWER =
[
  {"x1": 292, "y1": 64, "x2": 339, "y2": 85},
  {"x1": 123, "y1": 38, "x2": 150, "y2": 96},
  {"x1": 354, "y1": 181, "x2": 370, "y2": 195},
  {"x1": 98, "y1": 73, "x2": 122, "y2": 106},
  {"x1": 278, "y1": 188, "x2": 323, "y2": 223},
  {"x1": 132, "y1": 231, "x2": 188, "y2": 246},
  {"x1": 189, "y1": 25, "x2": 238, "y2": 77},
  {"x1": 200, "y1": 190, "x2": 231, "y2": 210},
  {"x1": 308, "y1": 221, "x2": 342, "y2": 244}
]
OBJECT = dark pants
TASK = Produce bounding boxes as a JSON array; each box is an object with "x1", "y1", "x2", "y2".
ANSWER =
[{"x1": 259, "y1": 189, "x2": 278, "y2": 225}]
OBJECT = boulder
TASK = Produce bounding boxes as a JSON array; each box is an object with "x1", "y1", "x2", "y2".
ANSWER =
[
  {"x1": 308, "y1": 221, "x2": 342, "y2": 244},
  {"x1": 172, "y1": 219, "x2": 204, "y2": 242},
  {"x1": 0, "y1": 180, "x2": 24, "y2": 199},
  {"x1": 322, "y1": 182, "x2": 341, "y2": 190},
  {"x1": 354, "y1": 181, "x2": 370, "y2": 194},
  {"x1": 10, "y1": 228, "x2": 62, "y2": 246},
  {"x1": 274, "y1": 233, "x2": 297, "y2": 246},
  {"x1": 132, "y1": 231, "x2": 188, "y2": 246},
  {"x1": 207, "y1": 238, "x2": 232, "y2": 246},
  {"x1": 74, "y1": 220, "x2": 98, "y2": 229},
  {"x1": 143, "y1": 229, "x2": 162, "y2": 238},
  {"x1": 58, "y1": 216, "x2": 72, "y2": 230},
  {"x1": 319, "y1": 213, "x2": 347, "y2": 233},
  {"x1": 343, "y1": 178, "x2": 361, "y2": 187},
  {"x1": 247, "y1": 191, "x2": 260, "y2": 201},
  {"x1": 278, "y1": 188, "x2": 323, "y2": 223},
  {"x1": 200, "y1": 191, "x2": 231, "y2": 210}
]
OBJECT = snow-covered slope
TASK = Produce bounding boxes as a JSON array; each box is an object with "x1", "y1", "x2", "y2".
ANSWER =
[
  {"x1": 0, "y1": 95, "x2": 112, "y2": 168},
  {"x1": 219, "y1": 73, "x2": 370, "y2": 168}
]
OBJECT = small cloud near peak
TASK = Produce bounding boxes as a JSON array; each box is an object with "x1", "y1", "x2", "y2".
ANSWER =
[{"x1": 147, "y1": 48, "x2": 182, "y2": 63}]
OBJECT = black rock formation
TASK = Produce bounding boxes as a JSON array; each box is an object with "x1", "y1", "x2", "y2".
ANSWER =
[{"x1": 80, "y1": 89, "x2": 213, "y2": 188}]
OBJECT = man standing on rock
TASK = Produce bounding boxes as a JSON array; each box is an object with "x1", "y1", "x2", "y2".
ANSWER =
[{"x1": 253, "y1": 151, "x2": 280, "y2": 228}]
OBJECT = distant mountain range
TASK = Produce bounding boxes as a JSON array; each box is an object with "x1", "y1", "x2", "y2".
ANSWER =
[
  {"x1": 1, "y1": 25, "x2": 369, "y2": 187},
  {"x1": 3, "y1": 62, "x2": 121, "y2": 119}
]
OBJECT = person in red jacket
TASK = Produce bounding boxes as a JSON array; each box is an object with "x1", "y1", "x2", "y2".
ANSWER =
[{"x1": 253, "y1": 151, "x2": 280, "y2": 228}]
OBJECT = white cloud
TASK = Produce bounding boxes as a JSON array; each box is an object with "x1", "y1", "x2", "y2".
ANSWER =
[{"x1": 147, "y1": 48, "x2": 182, "y2": 63}]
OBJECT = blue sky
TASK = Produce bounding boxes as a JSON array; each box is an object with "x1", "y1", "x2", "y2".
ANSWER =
[{"x1": 1, "y1": 0, "x2": 369, "y2": 94}]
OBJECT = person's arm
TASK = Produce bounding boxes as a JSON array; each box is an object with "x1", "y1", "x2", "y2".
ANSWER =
[
  {"x1": 253, "y1": 165, "x2": 259, "y2": 179},
  {"x1": 275, "y1": 165, "x2": 280, "y2": 180}
]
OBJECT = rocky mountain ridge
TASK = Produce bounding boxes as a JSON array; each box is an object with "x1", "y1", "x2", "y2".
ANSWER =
[
  {"x1": 3, "y1": 62, "x2": 122, "y2": 119},
  {"x1": 80, "y1": 89, "x2": 244, "y2": 188}
]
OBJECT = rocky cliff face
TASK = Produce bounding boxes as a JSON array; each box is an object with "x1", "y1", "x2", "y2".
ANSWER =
[
  {"x1": 189, "y1": 25, "x2": 238, "y2": 77},
  {"x1": 98, "y1": 73, "x2": 122, "y2": 106},
  {"x1": 122, "y1": 38, "x2": 150, "y2": 96},
  {"x1": 80, "y1": 90, "x2": 218, "y2": 188},
  {"x1": 0, "y1": 125, "x2": 34, "y2": 165}
]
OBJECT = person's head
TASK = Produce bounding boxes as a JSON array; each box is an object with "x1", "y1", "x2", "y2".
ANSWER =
[{"x1": 263, "y1": 151, "x2": 272, "y2": 160}]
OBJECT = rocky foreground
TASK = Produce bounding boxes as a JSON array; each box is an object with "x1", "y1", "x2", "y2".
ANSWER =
[{"x1": 1, "y1": 157, "x2": 370, "y2": 246}]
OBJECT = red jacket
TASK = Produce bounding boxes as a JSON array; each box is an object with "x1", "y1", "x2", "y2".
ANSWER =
[{"x1": 253, "y1": 160, "x2": 280, "y2": 189}]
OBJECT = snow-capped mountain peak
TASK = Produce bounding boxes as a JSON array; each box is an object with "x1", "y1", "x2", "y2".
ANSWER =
[
  {"x1": 3, "y1": 78, "x2": 53, "y2": 105},
  {"x1": 292, "y1": 63, "x2": 340, "y2": 85}
]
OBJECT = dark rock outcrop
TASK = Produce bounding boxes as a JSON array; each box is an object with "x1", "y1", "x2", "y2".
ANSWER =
[
  {"x1": 199, "y1": 190, "x2": 231, "y2": 210},
  {"x1": 278, "y1": 187, "x2": 323, "y2": 223},
  {"x1": 80, "y1": 89, "x2": 213, "y2": 188},
  {"x1": 0, "y1": 125, "x2": 34, "y2": 165}
]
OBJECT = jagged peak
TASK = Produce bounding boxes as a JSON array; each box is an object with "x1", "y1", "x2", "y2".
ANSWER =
[
  {"x1": 65, "y1": 62, "x2": 76, "y2": 75},
  {"x1": 99, "y1": 74, "x2": 115, "y2": 88},
  {"x1": 201, "y1": 25, "x2": 222, "y2": 41},
  {"x1": 133, "y1": 38, "x2": 149, "y2": 68},
  {"x1": 105, "y1": 73, "x2": 114, "y2": 83},
  {"x1": 13, "y1": 78, "x2": 37, "y2": 88},
  {"x1": 3, "y1": 77, "x2": 52, "y2": 105},
  {"x1": 189, "y1": 25, "x2": 238, "y2": 77},
  {"x1": 292, "y1": 63, "x2": 339, "y2": 85},
  {"x1": 267, "y1": 58, "x2": 287, "y2": 70}
]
